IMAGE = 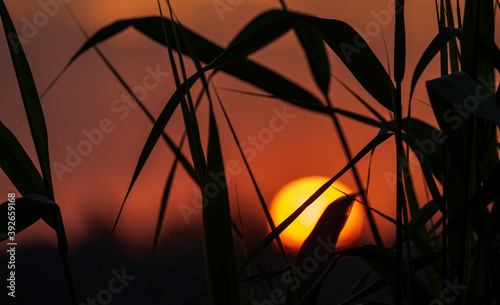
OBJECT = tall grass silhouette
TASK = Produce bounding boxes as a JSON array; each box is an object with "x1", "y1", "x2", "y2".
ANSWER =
[{"x1": 1, "y1": 0, "x2": 500, "y2": 304}]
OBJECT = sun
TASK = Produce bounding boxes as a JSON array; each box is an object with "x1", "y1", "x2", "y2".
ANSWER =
[{"x1": 270, "y1": 176, "x2": 363, "y2": 250}]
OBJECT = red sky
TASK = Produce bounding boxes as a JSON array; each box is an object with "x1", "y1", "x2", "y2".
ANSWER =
[{"x1": 1, "y1": 0, "x2": 496, "y2": 255}]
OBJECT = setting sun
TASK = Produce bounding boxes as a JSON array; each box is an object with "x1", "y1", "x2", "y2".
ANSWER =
[{"x1": 270, "y1": 176, "x2": 364, "y2": 250}]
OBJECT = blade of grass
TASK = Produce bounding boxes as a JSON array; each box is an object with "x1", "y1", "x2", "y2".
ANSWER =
[
  {"x1": 215, "y1": 86, "x2": 384, "y2": 127},
  {"x1": 234, "y1": 187, "x2": 256, "y2": 303},
  {"x1": 444, "y1": 0, "x2": 460, "y2": 72},
  {"x1": 330, "y1": 73, "x2": 387, "y2": 123},
  {"x1": 0, "y1": 0, "x2": 53, "y2": 200},
  {"x1": 148, "y1": 87, "x2": 205, "y2": 271},
  {"x1": 203, "y1": 100, "x2": 240, "y2": 305},
  {"x1": 0, "y1": 121, "x2": 46, "y2": 195},
  {"x1": 439, "y1": 0, "x2": 449, "y2": 78},
  {"x1": 409, "y1": 27, "x2": 462, "y2": 102},
  {"x1": 147, "y1": 154, "x2": 179, "y2": 273},
  {"x1": 457, "y1": 0, "x2": 463, "y2": 28},
  {"x1": 294, "y1": 22, "x2": 330, "y2": 96}
]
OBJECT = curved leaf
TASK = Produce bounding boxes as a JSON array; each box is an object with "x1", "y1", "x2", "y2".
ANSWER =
[
  {"x1": 0, "y1": 1, "x2": 53, "y2": 199},
  {"x1": 294, "y1": 21, "x2": 330, "y2": 95},
  {"x1": 410, "y1": 27, "x2": 462, "y2": 100},
  {"x1": 427, "y1": 72, "x2": 500, "y2": 127},
  {"x1": 296, "y1": 196, "x2": 355, "y2": 263},
  {"x1": 0, "y1": 122, "x2": 46, "y2": 196},
  {"x1": 288, "y1": 196, "x2": 355, "y2": 304},
  {"x1": 409, "y1": 200, "x2": 439, "y2": 230},
  {"x1": 69, "y1": 16, "x2": 326, "y2": 114}
]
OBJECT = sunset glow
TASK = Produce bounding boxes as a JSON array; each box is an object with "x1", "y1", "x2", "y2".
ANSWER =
[{"x1": 270, "y1": 176, "x2": 363, "y2": 250}]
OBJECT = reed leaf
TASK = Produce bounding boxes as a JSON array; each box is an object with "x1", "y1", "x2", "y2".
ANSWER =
[
  {"x1": 0, "y1": 122, "x2": 46, "y2": 196},
  {"x1": 410, "y1": 27, "x2": 462, "y2": 101},
  {"x1": 68, "y1": 17, "x2": 326, "y2": 114},
  {"x1": 203, "y1": 102, "x2": 240, "y2": 304},
  {"x1": 285, "y1": 196, "x2": 355, "y2": 304},
  {"x1": 294, "y1": 22, "x2": 330, "y2": 96},
  {"x1": 0, "y1": 0, "x2": 54, "y2": 199}
]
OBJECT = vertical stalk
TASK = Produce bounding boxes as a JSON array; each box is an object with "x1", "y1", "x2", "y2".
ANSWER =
[
  {"x1": 394, "y1": 82, "x2": 404, "y2": 305},
  {"x1": 442, "y1": 146, "x2": 448, "y2": 292},
  {"x1": 394, "y1": 0, "x2": 406, "y2": 303},
  {"x1": 437, "y1": 6, "x2": 449, "y2": 295},
  {"x1": 61, "y1": 255, "x2": 78, "y2": 305}
]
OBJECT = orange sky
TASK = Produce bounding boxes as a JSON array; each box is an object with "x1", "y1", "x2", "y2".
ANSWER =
[{"x1": 1, "y1": 0, "x2": 496, "y2": 255}]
